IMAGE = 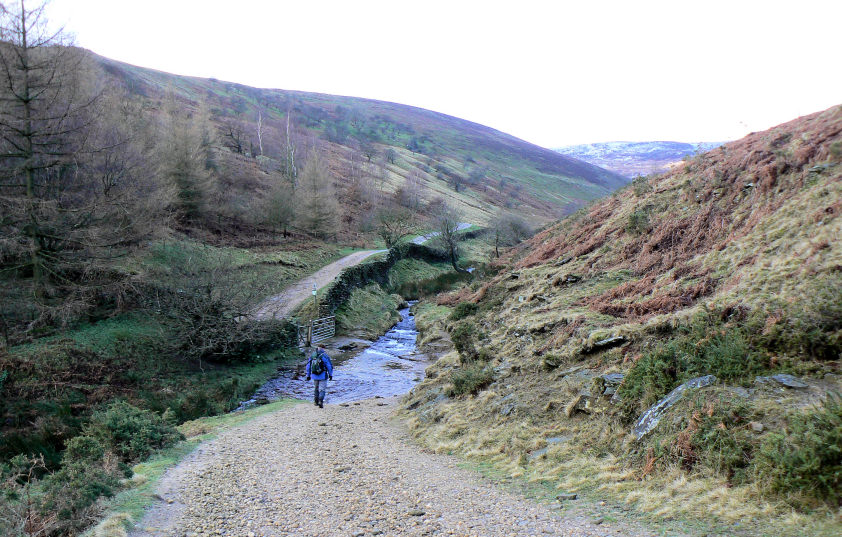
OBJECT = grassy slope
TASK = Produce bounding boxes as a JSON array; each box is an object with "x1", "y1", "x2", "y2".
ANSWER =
[
  {"x1": 98, "y1": 55, "x2": 626, "y2": 226},
  {"x1": 401, "y1": 105, "x2": 842, "y2": 535},
  {"x1": 0, "y1": 241, "x2": 345, "y2": 467}
]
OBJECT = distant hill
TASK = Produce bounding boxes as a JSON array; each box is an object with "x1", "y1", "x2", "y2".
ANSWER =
[
  {"x1": 99, "y1": 55, "x2": 627, "y2": 227},
  {"x1": 555, "y1": 140, "x2": 725, "y2": 178}
]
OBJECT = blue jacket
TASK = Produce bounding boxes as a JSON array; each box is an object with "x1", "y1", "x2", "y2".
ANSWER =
[{"x1": 306, "y1": 350, "x2": 334, "y2": 381}]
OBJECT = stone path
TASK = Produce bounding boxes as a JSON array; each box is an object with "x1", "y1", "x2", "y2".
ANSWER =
[
  {"x1": 130, "y1": 398, "x2": 667, "y2": 537},
  {"x1": 254, "y1": 250, "x2": 387, "y2": 320}
]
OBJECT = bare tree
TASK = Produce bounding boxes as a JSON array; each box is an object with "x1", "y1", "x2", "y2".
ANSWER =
[
  {"x1": 396, "y1": 170, "x2": 425, "y2": 210},
  {"x1": 358, "y1": 138, "x2": 376, "y2": 162},
  {"x1": 384, "y1": 147, "x2": 397, "y2": 164},
  {"x1": 220, "y1": 118, "x2": 248, "y2": 154},
  {"x1": 375, "y1": 205, "x2": 417, "y2": 248},
  {"x1": 490, "y1": 210, "x2": 533, "y2": 257},
  {"x1": 432, "y1": 203, "x2": 468, "y2": 273},
  {"x1": 145, "y1": 243, "x2": 287, "y2": 363},
  {"x1": 281, "y1": 101, "x2": 298, "y2": 185},
  {"x1": 256, "y1": 109, "x2": 264, "y2": 156}
]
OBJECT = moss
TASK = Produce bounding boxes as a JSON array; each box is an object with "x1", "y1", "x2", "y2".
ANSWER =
[{"x1": 334, "y1": 284, "x2": 401, "y2": 339}]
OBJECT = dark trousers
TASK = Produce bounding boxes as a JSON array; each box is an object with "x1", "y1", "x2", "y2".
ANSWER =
[{"x1": 313, "y1": 379, "x2": 328, "y2": 402}]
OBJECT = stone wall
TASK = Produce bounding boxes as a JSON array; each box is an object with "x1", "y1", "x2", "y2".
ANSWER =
[{"x1": 321, "y1": 243, "x2": 449, "y2": 314}]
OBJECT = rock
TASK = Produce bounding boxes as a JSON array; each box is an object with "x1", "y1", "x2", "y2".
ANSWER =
[
  {"x1": 556, "y1": 493, "x2": 577, "y2": 501},
  {"x1": 509, "y1": 272, "x2": 520, "y2": 280},
  {"x1": 556, "y1": 365, "x2": 585, "y2": 378},
  {"x1": 601, "y1": 373, "x2": 624, "y2": 386},
  {"x1": 564, "y1": 392, "x2": 591, "y2": 417},
  {"x1": 500, "y1": 403, "x2": 516, "y2": 417},
  {"x1": 546, "y1": 436, "x2": 569, "y2": 445},
  {"x1": 529, "y1": 448, "x2": 549, "y2": 460},
  {"x1": 558, "y1": 256, "x2": 573, "y2": 266},
  {"x1": 563, "y1": 273, "x2": 581, "y2": 284},
  {"x1": 726, "y1": 386, "x2": 752, "y2": 398},
  {"x1": 582, "y1": 336, "x2": 627, "y2": 354},
  {"x1": 749, "y1": 421, "x2": 764, "y2": 433},
  {"x1": 338, "y1": 342, "x2": 358, "y2": 351},
  {"x1": 407, "y1": 509, "x2": 426, "y2": 516},
  {"x1": 771, "y1": 374, "x2": 808, "y2": 389},
  {"x1": 632, "y1": 375, "x2": 717, "y2": 440}
]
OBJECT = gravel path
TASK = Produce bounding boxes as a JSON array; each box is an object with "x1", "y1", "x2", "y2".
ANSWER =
[
  {"x1": 130, "y1": 398, "x2": 667, "y2": 537},
  {"x1": 254, "y1": 250, "x2": 387, "y2": 320}
]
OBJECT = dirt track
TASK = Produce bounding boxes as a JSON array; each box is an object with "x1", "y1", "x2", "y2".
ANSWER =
[
  {"x1": 253, "y1": 250, "x2": 386, "y2": 321},
  {"x1": 129, "y1": 398, "x2": 660, "y2": 537}
]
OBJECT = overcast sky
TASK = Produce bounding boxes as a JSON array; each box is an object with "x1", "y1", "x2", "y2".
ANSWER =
[{"x1": 47, "y1": 0, "x2": 842, "y2": 148}]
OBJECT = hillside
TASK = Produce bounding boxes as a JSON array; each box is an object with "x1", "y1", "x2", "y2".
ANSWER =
[
  {"x1": 403, "y1": 105, "x2": 842, "y2": 534},
  {"x1": 555, "y1": 141, "x2": 725, "y2": 178},
  {"x1": 99, "y1": 55, "x2": 627, "y2": 228}
]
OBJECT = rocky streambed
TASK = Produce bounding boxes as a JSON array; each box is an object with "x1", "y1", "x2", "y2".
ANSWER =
[{"x1": 240, "y1": 303, "x2": 429, "y2": 407}]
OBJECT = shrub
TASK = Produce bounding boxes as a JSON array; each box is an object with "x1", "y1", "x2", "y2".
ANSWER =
[
  {"x1": 1, "y1": 455, "x2": 48, "y2": 537},
  {"x1": 751, "y1": 272, "x2": 842, "y2": 361},
  {"x1": 449, "y1": 302, "x2": 478, "y2": 321},
  {"x1": 450, "y1": 321, "x2": 478, "y2": 362},
  {"x1": 86, "y1": 401, "x2": 184, "y2": 464},
  {"x1": 690, "y1": 399, "x2": 756, "y2": 482},
  {"x1": 619, "y1": 313, "x2": 767, "y2": 420},
  {"x1": 632, "y1": 176, "x2": 653, "y2": 196},
  {"x1": 41, "y1": 436, "x2": 126, "y2": 534},
  {"x1": 625, "y1": 208, "x2": 651, "y2": 235},
  {"x1": 451, "y1": 364, "x2": 494, "y2": 396},
  {"x1": 755, "y1": 394, "x2": 842, "y2": 506}
]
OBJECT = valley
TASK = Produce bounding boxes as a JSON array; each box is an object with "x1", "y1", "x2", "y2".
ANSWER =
[{"x1": 0, "y1": 2, "x2": 840, "y2": 536}]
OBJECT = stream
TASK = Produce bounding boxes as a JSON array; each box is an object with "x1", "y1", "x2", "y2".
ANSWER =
[{"x1": 239, "y1": 303, "x2": 428, "y2": 408}]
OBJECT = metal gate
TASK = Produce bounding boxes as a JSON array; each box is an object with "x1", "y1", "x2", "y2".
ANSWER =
[{"x1": 296, "y1": 316, "x2": 335, "y2": 347}]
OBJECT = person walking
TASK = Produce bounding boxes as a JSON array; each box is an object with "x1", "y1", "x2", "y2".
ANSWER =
[{"x1": 306, "y1": 346, "x2": 333, "y2": 408}]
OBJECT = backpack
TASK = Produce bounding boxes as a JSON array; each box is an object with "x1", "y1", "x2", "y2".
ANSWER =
[{"x1": 310, "y1": 351, "x2": 325, "y2": 376}]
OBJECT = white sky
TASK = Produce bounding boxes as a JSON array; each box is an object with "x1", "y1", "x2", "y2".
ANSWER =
[{"x1": 47, "y1": 0, "x2": 842, "y2": 147}]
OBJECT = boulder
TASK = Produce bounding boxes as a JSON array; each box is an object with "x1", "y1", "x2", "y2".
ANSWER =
[
  {"x1": 564, "y1": 391, "x2": 592, "y2": 417},
  {"x1": 632, "y1": 375, "x2": 717, "y2": 440},
  {"x1": 582, "y1": 335, "x2": 627, "y2": 354}
]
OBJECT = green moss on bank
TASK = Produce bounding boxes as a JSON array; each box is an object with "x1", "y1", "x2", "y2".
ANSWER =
[{"x1": 335, "y1": 285, "x2": 403, "y2": 339}]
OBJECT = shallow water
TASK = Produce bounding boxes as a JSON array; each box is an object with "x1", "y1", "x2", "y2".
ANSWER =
[{"x1": 239, "y1": 303, "x2": 427, "y2": 408}]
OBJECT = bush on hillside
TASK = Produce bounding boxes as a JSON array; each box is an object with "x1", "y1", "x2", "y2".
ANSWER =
[
  {"x1": 618, "y1": 312, "x2": 767, "y2": 421},
  {"x1": 450, "y1": 321, "x2": 478, "y2": 362},
  {"x1": 755, "y1": 394, "x2": 842, "y2": 506},
  {"x1": 450, "y1": 364, "x2": 495, "y2": 396},
  {"x1": 85, "y1": 401, "x2": 183, "y2": 464},
  {"x1": 625, "y1": 208, "x2": 651, "y2": 235},
  {"x1": 750, "y1": 272, "x2": 842, "y2": 361},
  {"x1": 41, "y1": 436, "x2": 126, "y2": 534},
  {"x1": 449, "y1": 302, "x2": 478, "y2": 321}
]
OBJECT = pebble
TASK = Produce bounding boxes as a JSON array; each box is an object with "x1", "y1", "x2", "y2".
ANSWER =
[{"x1": 129, "y1": 399, "x2": 674, "y2": 537}]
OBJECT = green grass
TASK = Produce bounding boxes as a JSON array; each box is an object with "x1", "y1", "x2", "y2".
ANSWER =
[
  {"x1": 388, "y1": 258, "x2": 451, "y2": 291},
  {"x1": 84, "y1": 399, "x2": 300, "y2": 537},
  {"x1": 334, "y1": 285, "x2": 402, "y2": 339}
]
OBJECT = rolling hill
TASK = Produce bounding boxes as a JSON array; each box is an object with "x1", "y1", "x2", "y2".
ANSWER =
[
  {"x1": 98, "y1": 54, "x2": 627, "y2": 228},
  {"x1": 555, "y1": 140, "x2": 725, "y2": 178}
]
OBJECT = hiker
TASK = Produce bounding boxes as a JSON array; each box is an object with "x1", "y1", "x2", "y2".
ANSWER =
[{"x1": 305, "y1": 346, "x2": 333, "y2": 408}]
